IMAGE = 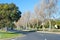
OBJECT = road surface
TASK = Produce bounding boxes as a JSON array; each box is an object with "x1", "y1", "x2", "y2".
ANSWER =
[{"x1": 11, "y1": 32, "x2": 60, "y2": 40}]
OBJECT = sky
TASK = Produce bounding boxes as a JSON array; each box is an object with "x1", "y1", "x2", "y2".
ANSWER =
[
  {"x1": 0, "y1": 0, "x2": 40, "y2": 14},
  {"x1": 0, "y1": 0, "x2": 60, "y2": 18}
]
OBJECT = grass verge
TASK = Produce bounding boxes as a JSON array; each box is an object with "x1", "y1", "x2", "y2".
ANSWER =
[{"x1": 0, "y1": 31, "x2": 23, "y2": 39}]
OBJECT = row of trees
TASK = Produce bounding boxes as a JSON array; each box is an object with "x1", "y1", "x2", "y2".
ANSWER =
[
  {"x1": 15, "y1": 0, "x2": 59, "y2": 30},
  {"x1": 0, "y1": 0, "x2": 60, "y2": 31},
  {"x1": 34, "y1": 0, "x2": 58, "y2": 30}
]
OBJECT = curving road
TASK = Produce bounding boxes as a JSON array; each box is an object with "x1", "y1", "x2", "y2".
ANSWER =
[{"x1": 11, "y1": 32, "x2": 60, "y2": 40}]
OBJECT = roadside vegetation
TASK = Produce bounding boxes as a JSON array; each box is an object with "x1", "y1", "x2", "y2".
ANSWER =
[
  {"x1": 0, "y1": 0, "x2": 60, "y2": 39},
  {"x1": 0, "y1": 30, "x2": 22, "y2": 39}
]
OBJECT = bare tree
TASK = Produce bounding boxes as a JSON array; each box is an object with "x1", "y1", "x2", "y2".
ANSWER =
[
  {"x1": 24, "y1": 11, "x2": 31, "y2": 30},
  {"x1": 44, "y1": 0, "x2": 58, "y2": 31},
  {"x1": 34, "y1": 0, "x2": 58, "y2": 31},
  {"x1": 34, "y1": 3, "x2": 46, "y2": 31},
  {"x1": 16, "y1": 11, "x2": 31, "y2": 30}
]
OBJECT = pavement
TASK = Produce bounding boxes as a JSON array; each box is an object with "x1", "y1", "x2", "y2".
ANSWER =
[
  {"x1": 10, "y1": 32, "x2": 60, "y2": 40},
  {"x1": 37, "y1": 31, "x2": 60, "y2": 34}
]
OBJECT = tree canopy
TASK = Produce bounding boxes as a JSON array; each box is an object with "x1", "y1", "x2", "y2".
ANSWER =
[{"x1": 0, "y1": 3, "x2": 21, "y2": 28}]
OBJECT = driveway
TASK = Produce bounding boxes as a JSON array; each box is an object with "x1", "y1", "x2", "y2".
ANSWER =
[{"x1": 10, "y1": 32, "x2": 60, "y2": 40}]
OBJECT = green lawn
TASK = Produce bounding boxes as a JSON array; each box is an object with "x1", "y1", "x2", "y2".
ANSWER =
[{"x1": 0, "y1": 31, "x2": 23, "y2": 39}]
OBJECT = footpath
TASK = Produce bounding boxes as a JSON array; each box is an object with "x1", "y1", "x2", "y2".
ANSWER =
[{"x1": 37, "y1": 31, "x2": 60, "y2": 34}]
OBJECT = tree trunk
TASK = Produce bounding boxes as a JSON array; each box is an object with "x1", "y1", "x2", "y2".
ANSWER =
[
  {"x1": 28, "y1": 22, "x2": 30, "y2": 30},
  {"x1": 48, "y1": 20, "x2": 51, "y2": 31},
  {"x1": 42, "y1": 23, "x2": 45, "y2": 31},
  {"x1": 37, "y1": 19, "x2": 38, "y2": 30},
  {"x1": 26, "y1": 22, "x2": 28, "y2": 30}
]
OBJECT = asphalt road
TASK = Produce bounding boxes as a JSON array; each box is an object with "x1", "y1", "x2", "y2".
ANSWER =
[{"x1": 11, "y1": 32, "x2": 60, "y2": 40}]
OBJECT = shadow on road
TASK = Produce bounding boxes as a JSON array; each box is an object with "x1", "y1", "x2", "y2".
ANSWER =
[{"x1": 7, "y1": 30, "x2": 37, "y2": 34}]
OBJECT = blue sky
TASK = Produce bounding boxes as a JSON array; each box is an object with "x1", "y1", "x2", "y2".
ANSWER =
[
  {"x1": 0, "y1": 0, "x2": 60, "y2": 18},
  {"x1": 0, "y1": 0, "x2": 60, "y2": 12},
  {"x1": 0, "y1": 0, "x2": 40, "y2": 13}
]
